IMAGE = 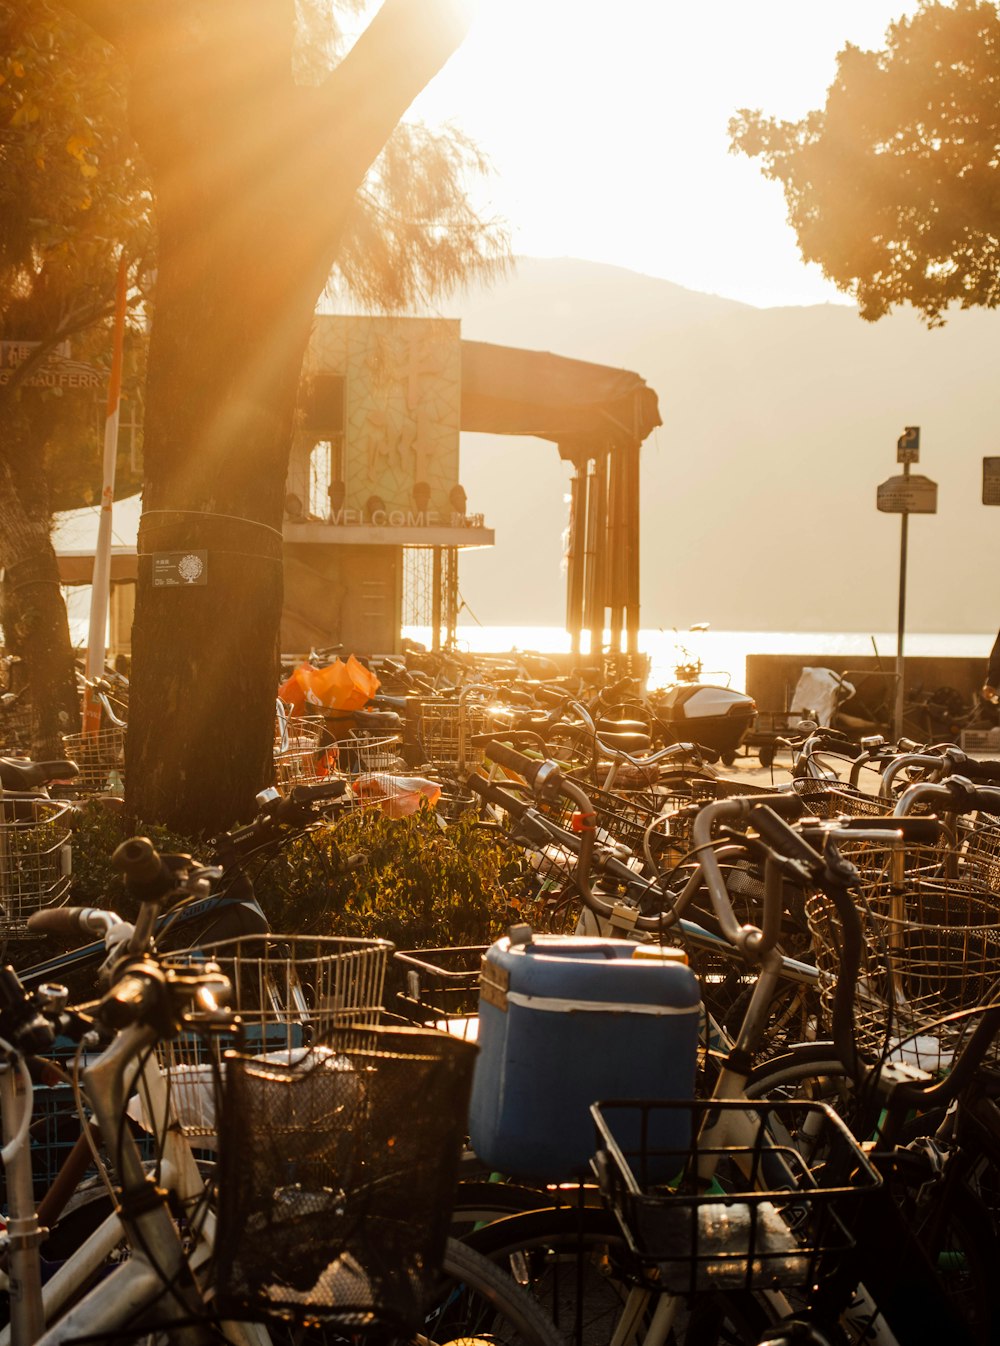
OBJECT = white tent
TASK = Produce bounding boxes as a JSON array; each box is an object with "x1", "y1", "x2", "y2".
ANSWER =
[{"x1": 52, "y1": 494, "x2": 140, "y2": 585}]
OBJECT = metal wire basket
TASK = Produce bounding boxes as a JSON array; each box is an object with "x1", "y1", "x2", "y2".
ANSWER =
[
  {"x1": 60, "y1": 727, "x2": 126, "y2": 797},
  {"x1": 417, "y1": 694, "x2": 494, "y2": 772},
  {"x1": 538, "y1": 784, "x2": 669, "y2": 870},
  {"x1": 805, "y1": 840, "x2": 1000, "y2": 1066},
  {"x1": 954, "y1": 809, "x2": 1000, "y2": 895},
  {"x1": 592, "y1": 1098, "x2": 880, "y2": 1295},
  {"x1": 328, "y1": 733, "x2": 406, "y2": 811},
  {"x1": 792, "y1": 777, "x2": 891, "y2": 819},
  {"x1": 0, "y1": 798, "x2": 73, "y2": 933},
  {"x1": 214, "y1": 1024, "x2": 478, "y2": 1333},
  {"x1": 273, "y1": 713, "x2": 327, "y2": 789},
  {"x1": 152, "y1": 934, "x2": 393, "y2": 1144},
  {"x1": 391, "y1": 945, "x2": 486, "y2": 1042}
]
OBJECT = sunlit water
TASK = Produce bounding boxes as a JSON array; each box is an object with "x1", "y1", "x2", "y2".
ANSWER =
[
  {"x1": 68, "y1": 571, "x2": 991, "y2": 698},
  {"x1": 406, "y1": 625, "x2": 995, "y2": 695}
]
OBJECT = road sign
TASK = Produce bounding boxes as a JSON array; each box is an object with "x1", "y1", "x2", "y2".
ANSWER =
[
  {"x1": 897, "y1": 426, "x2": 920, "y2": 464},
  {"x1": 876, "y1": 473, "x2": 938, "y2": 514},
  {"x1": 984, "y1": 457, "x2": 1000, "y2": 505}
]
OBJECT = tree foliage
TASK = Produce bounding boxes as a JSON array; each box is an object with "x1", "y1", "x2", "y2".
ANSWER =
[
  {"x1": 0, "y1": 0, "x2": 147, "y2": 353},
  {"x1": 729, "y1": 0, "x2": 1000, "y2": 325},
  {"x1": 0, "y1": 1, "x2": 150, "y2": 751}
]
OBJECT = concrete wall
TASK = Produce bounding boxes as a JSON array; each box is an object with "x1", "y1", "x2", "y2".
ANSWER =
[{"x1": 745, "y1": 653, "x2": 985, "y2": 717}]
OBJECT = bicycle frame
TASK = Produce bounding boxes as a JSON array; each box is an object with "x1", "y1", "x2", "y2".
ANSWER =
[{"x1": 0, "y1": 978, "x2": 272, "y2": 1346}]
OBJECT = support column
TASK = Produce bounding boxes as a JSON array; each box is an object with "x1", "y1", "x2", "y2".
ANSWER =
[
  {"x1": 584, "y1": 451, "x2": 608, "y2": 659},
  {"x1": 607, "y1": 449, "x2": 627, "y2": 654},
  {"x1": 443, "y1": 546, "x2": 459, "y2": 650},
  {"x1": 565, "y1": 461, "x2": 588, "y2": 655},
  {"x1": 624, "y1": 438, "x2": 641, "y2": 656},
  {"x1": 431, "y1": 546, "x2": 442, "y2": 652}
]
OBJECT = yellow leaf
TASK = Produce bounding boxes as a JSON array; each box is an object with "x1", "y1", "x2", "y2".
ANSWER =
[
  {"x1": 65, "y1": 133, "x2": 92, "y2": 161},
  {"x1": 78, "y1": 194, "x2": 92, "y2": 210},
  {"x1": 79, "y1": 162, "x2": 98, "y2": 179},
  {"x1": 10, "y1": 60, "x2": 23, "y2": 78},
  {"x1": 10, "y1": 101, "x2": 39, "y2": 126}
]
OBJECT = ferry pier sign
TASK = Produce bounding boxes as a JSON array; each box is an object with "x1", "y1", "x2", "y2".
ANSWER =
[{"x1": 876, "y1": 474, "x2": 939, "y2": 514}]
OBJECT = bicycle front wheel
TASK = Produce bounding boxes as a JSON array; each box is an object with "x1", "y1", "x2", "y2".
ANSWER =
[
  {"x1": 264, "y1": 1238, "x2": 564, "y2": 1346},
  {"x1": 430, "y1": 1237, "x2": 566, "y2": 1346},
  {"x1": 464, "y1": 1204, "x2": 781, "y2": 1346}
]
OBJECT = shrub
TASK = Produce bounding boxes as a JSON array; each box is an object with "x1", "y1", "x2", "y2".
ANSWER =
[
  {"x1": 68, "y1": 800, "x2": 207, "y2": 922},
  {"x1": 66, "y1": 801, "x2": 533, "y2": 951},
  {"x1": 250, "y1": 805, "x2": 531, "y2": 950}
]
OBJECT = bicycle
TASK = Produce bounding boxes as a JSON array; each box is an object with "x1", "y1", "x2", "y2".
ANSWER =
[
  {"x1": 455, "y1": 746, "x2": 998, "y2": 1344},
  {"x1": 0, "y1": 839, "x2": 564, "y2": 1346}
]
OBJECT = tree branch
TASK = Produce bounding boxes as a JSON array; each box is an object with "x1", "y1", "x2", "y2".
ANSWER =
[
  {"x1": 317, "y1": 0, "x2": 471, "y2": 194},
  {"x1": 51, "y1": 0, "x2": 146, "y2": 55}
]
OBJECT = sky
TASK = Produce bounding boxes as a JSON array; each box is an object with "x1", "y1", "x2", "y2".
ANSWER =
[{"x1": 409, "y1": 1, "x2": 924, "y2": 308}]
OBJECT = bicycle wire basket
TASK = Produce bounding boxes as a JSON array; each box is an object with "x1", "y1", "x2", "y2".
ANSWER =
[
  {"x1": 60, "y1": 727, "x2": 126, "y2": 797},
  {"x1": 792, "y1": 777, "x2": 891, "y2": 820},
  {"x1": 214, "y1": 1023, "x2": 478, "y2": 1334},
  {"x1": 0, "y1": 798, "x2": 72, "y2": 933},
  {"x1": 805, "y1": 838, "x2": 1000, "y2": 1068},
  {"x1": 328, "y1": 733, "x2": 406, "y2": 812},
  {"x1": 149, "y1": 935, "x2": 393, "y2": 1147},
  {"x1": 273, "y1": 713, "x2": 327, "y2": 790},
  {"x1": 592, "y1": 1098, "x2": 880, "y2": 1295},
  {"x1": 391, "y1": 945, "x2": 487, "y2": 1042},
  {"x1": 416, "y1": 694, "x2": 494, "y2": 773},
  {"x1": 954, "y1": 808, "x2": 1000, "y2": 895}
]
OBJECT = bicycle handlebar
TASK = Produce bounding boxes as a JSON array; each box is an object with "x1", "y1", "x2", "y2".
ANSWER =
[
  {"x1": 25, "y1": 906, "x2": 124, "y2": 942},
  {"x1": 945, "y1": 754, "x2": 1000, "y2": 785},
  {"x1": 893, "y1": 776, "x2": 1000, "y2": 817},
  {"x1": 482, "y1": 740, "x2": 560, "y2": 793},
  {"x1": 112, "y1": 836, "x2": 180, "y2": 898}
]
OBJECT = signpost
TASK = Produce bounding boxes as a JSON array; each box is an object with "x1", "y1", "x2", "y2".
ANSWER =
[
  {"x1": 876, "y1": 427, "x2": 938, "y2": 740},
  {"x1": 983, "y1": 457, "x2": 1000, "y2": 506}
]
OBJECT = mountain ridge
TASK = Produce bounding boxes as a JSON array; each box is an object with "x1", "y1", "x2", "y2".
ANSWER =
[{"x1": 436, "y1": 257, "x2": 999, "y2": 635}]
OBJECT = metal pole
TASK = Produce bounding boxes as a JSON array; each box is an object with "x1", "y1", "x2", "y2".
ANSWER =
[
  {"x1": 83, "y1": 255, "x2": 128, "y2": 736},
  {"x1": 1, "y1": 1062, "x2": 46, "y2": 1346},
  {"x1": 893, "y1": 461, "x2": 911, "y2": 741},
  {"x1": 431, "y1": 546, "x2": 442, "y2": 652}
]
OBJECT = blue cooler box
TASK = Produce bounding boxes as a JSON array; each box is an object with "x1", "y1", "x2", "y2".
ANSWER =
[{"x1": 468, "y1": 933, "x2": 701, "y2": 1181}]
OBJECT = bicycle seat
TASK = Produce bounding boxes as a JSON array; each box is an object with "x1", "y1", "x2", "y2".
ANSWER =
[
  {"x1": 596, "y1": 730, "x2": 651, "y2": 754},
  {"x1": 0, "y1": 757, "x2": 80, "y2": 789},
  {"x1": 595, "y1": 718, "x2": 649, "y2": 737}
]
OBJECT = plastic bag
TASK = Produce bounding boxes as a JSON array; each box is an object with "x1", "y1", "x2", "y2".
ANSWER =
[
  {"x1": 789, "y1": 667, "x2": 855, "y2": 728},
  {"x1": 277, "y1": 656, "x2": 380, "y2": 716},
  {"x1": 351, "y1": 774, "x2": 442, "y2": 818}
]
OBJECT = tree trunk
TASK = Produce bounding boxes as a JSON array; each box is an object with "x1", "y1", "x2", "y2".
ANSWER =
[
  {"x1": 60, "y1": 0, "x2": 471, "y2": 836},
  {"x1": 124, "y1": 244, "x2": 313, "y2": 835},
  {"x1": 0, "y1": 426, "x2": 79, "y2": 760}
]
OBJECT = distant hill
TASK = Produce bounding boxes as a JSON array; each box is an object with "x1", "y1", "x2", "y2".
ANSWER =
[{"x1": 438, "y1": 256, "x2": 999, "y2": 635}]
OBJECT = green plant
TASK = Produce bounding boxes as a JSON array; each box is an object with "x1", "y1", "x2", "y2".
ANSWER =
[
  {"x1": 251, "y1": 805, "x2": 532, "y2": 949},
  {"x1": 66, "y1": 800, "x2": 542, "y2": 951},
  {"x1": 68, "y1": 799, "x2": 205, "y2": 921}
]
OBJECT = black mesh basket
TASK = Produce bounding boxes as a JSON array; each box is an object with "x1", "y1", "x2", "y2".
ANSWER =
[
  {"x1": 392, "y1": 946, "x2": 486, "y2": 1041},
  {"x1": 213, "y1": 1024, "x2": 478, "y2": 1334},
  {"x1": 592, "y1": 1098, "x2": 881, "y2": 1296}
]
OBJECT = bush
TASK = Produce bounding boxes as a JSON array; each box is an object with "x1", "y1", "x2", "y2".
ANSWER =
[
  {"x1": 68, "y1": 800, "x2": 207, "y2": 922},
  {"x1": 66, "y1": 801, "x2": 534, "y2": 951},
  {"x1": 251, "y1": 805, "x2": 531, "y2": 950}
]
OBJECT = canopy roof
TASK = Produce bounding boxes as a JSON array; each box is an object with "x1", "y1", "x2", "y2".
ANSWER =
[
  {"x1": 460, "y1": 339, "x2": 661, "y2": 457},
  {"x1": 52, "y1": 495, "x2": 141, "y2": 584}
]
